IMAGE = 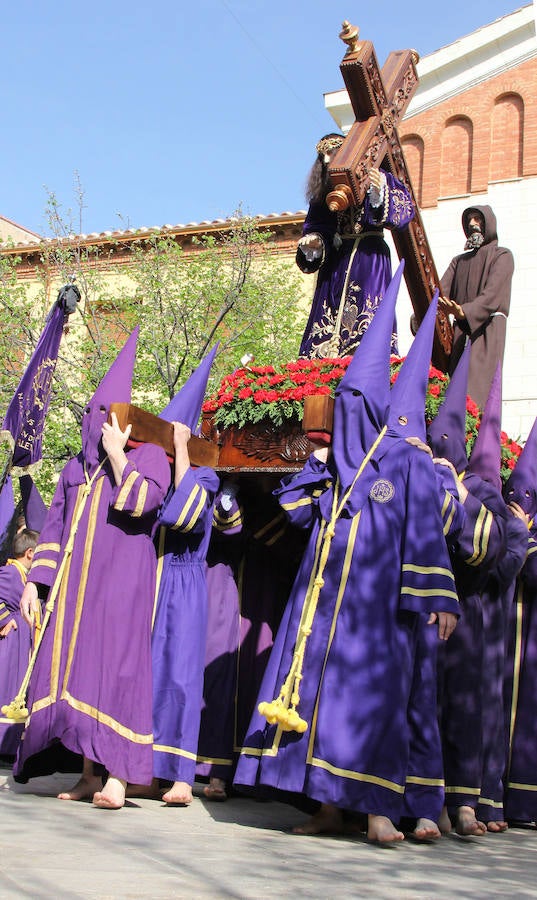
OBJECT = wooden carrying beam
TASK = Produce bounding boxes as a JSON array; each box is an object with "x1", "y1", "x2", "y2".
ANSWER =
[{"x1": 109, "y1": 403, "x2": 220, "y2": 468}]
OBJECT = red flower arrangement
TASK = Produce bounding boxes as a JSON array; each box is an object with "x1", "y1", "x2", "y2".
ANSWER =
[{"x1": 203, "y1": 357, "x2": 522, "y2": 482}]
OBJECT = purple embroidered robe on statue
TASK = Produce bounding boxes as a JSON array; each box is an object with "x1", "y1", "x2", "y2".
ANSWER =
[
  {"x1": 234, "y1": 444, "x2": 458, "y2": 821},
  {"x1": 152, "y1": 466, "x2": 219, "y2": 785},
  {"x1": 297, "y1": 172, "x2": 413, "y2": 359},
  {"x1": 0, "y1": 561, "x2": 31, "y2": 755},
  {"x1": 14, "y1": 445, "x2": 170, "y2": 785}
]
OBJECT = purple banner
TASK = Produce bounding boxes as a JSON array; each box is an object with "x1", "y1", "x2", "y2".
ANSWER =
[{"x1": 2, "y1": 302, "x2": 66, "y2": 472}]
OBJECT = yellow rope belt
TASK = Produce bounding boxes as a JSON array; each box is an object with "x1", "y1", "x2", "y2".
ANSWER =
[{"x1": 258, "y1": 427, "x2": 387, "y2": 735}]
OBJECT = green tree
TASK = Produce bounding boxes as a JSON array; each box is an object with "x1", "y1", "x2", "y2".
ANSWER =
[{"x1": 0, "y1": 199, "x2": 305, "y2": 503}]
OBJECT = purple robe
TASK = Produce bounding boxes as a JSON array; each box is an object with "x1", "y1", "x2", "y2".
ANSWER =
[
  {"x1": 234, "y1": 443, "x2": 458, "y2": 821},
  {"x1": 152, "y1": 466, "x2": 219, "y2": 785},
  {"x1": 13, "y1": 444, "x2": 170, "y2": 785},
  {"x1": 503, "y1": 527, "x2": 537, "y2": 821},
  {"x1": 196, "y1": 484, "x2": 304, "y2": 781},
  {"x1": 297, "y1": 172, "x2": 414, "y2": 359},
  {"x1": 401, "y1": 466, "x2": 466, "y2": 824},
  {"x1": 0, "y1": 561, "x2": 31, "y2": 755},
  {"x1": 437, "y1": 475, "x2": 509, "y2": 818},
  {"x1": 196, "y1": 492, "x2": 243, "y2": 781}
]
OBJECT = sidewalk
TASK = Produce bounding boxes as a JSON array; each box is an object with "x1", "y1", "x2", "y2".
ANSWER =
[{"x1": 1, "y1": 768, "x2": 537, "y2": 899}]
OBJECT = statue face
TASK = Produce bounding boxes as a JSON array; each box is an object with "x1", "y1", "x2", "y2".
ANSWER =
[{"x1": 468, "y1": 213, "x2": 484, "y2": 234}]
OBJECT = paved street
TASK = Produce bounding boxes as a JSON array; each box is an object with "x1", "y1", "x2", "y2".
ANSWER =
[{"x1": 1, "y1": 767, "x2": 537, "y2": 899}]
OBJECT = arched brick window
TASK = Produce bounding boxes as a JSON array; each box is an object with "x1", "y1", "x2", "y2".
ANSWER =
[
  {"x1": 491, "y1": 93, "x2": 523, "y2": 180},
  {"x1": 401, "y1": 135, "x2": 424, "y2": 205},
  {"x1": 440, "y1": 117, "x2": 473, "y2": 196}
]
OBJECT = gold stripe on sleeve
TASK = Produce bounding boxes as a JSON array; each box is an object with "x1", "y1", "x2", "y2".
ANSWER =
[{"x1": 114, "y1": 470, "x2": 139, "y2": 511}]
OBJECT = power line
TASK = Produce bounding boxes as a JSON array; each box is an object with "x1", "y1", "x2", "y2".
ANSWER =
[{"x1": 219, "y1": 0, "x2": 326, "y2": 127}]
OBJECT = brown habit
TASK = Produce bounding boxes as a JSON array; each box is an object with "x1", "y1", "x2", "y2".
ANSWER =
[{"x1": 441, "y1": 205, "x2": 514, "y2": 408}]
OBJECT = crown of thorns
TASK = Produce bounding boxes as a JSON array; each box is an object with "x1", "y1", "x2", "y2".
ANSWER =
[{"x1": 316, "y1": 136, "x2": 344, "y2": 156}]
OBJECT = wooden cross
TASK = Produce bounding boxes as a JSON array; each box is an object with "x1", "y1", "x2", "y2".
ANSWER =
[{"x1": 327, "y1": 21, "x2": 452, "y2": 369}]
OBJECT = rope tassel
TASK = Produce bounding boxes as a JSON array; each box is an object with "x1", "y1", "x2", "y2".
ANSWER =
[{"x1": 258, "y1": 427, "x2": 386, "y2": 735}]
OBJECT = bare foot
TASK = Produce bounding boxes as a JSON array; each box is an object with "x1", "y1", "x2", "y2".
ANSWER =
[
  {"x1": 57, "y1": 773, "x2": 103, "y2": 801},
  {"x1": 292, "y1": 803, "x2": 344, "y2": 835},
  {"x1": 125, "y1": 778, "x2": 161, "y2": 799},
  {"x1": 93, "y1": 776, "x2": 126, "y2": 809},
  {"x1": 487, "y1": 820, "x2": 508, "y2": 833},
  {"x1": 413, "y1": 818, "x2": 441, "y2": 841},
  {"x1": 454, "y1": 806, "x2": 487, "y2": 836},
  {"x1": 161, "y1": 781, "x2": 192, "y2": 805},
  {"x1": 367, "y1": 814, "x2": 404, "y2": 843},
  {"x1": 438, "y1": 806, "x2": 452, "y2": 834},
  {"x1": 203, "y1": 778, "x2": 227, "y2": 802}
]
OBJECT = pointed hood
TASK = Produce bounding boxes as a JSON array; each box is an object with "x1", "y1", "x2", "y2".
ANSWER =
[
  {"x1": 331, "y1": 259, "x2": 404, "y2": 490},
  {"x1": 0, "y1": 477, "x2": 15, "y2": 550},
  {"x1": 503, "y1": 416, "x2": 537, "y2": 519},
  {"x1": 159, "y1": 344, "x2": 218, "y2": 434},
  {"x1": 427, "y1": 341, "x2": 471, "y2": 474},
  {"x1": 82, "y1": 327, "x2": 138, "y2": 474},
  {"x1": 18, "y1": 474, "x2": 48, "y2": 533},
  {"x1": 387, "y1": 291, "x2": 438, "y2": 442},
  {"x1": 467, "y1": 363, "x2": 502, "y2": 493}
]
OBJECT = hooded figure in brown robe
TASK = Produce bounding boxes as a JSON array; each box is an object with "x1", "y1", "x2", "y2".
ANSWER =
[{"x1": 439, "y1": 205, "x2": 514, "y2": 408}]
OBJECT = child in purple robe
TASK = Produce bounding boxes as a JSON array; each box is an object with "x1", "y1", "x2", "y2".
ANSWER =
[
  {"x1": 0, "y1": 529, "x2": 37, "y2": 757},
  {"x1": 149, "y1": 347, "x2": 219, "y2": 805},
  {"x1": 297, "y1": 133, "x2": 414, "y2": 359},
  {"x1": 14, "y1": 329, "x2": 171, "y2": 809}
]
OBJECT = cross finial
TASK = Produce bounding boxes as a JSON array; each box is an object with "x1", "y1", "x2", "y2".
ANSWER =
[{"x1": 339, "y1": 21, "x2": 359, "y2": 55}]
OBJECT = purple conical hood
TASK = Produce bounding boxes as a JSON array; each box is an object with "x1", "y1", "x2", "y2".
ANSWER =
[
  {"x1": 427, "y1": 341, "x2": 471, "y2": 474},
  {"x1": 332, "y1": 259, "x2": 404, "y2": 489},
  {"x1": 82, "y1": 327, "x2": 138, "y2": 473},
  {"x1": 503, "y1": 416, "x2": 537, "y2": 519},
  {"x1": 387, "y1": 291, "x2": 438, "y2": 442},
  {"x1": 159, "y1": 344, "x2": 218, "y2": 433},
  {"x1": 467, "y1": 363, "x2": 502, "y2": 493},
  {"x1": 0, "y1": 477, "x2": 15, "y2": 548},
  {"x1": 19, "y1": 474, "x2": 47, "y2": 533}
]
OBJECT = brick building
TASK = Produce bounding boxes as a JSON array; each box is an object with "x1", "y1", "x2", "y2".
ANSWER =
[{"x1": 326, "y1": 1, "x2": 537, "y2": 439}]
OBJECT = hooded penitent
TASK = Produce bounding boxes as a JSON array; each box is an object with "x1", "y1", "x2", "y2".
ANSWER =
[
  {"x1": 503, "y1": 417, "x2": 537, "y2": 521},
  {"x1": 81, "y1": 327, "x2": 138, "y2": 475},
  {"x1": 331, "y1": 258, "x2": 405, "y2": 492},
  {"x1": 18, "y1": 475, "x2": 47, "y2": 534},
  {"x1": 428, "y1": 341, "x2": 471, "y2": 475},
  {"x1": 467, "y1": 363, "x2": 503, "y2": 495},
  {"x1": 159, "y1": 344, "x2": 218, "y2": 432},
  {"x1": 387, "y1": 290, "x2": 439, "y2": 442}
]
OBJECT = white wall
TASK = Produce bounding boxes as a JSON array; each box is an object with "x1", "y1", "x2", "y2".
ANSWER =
[{"x1": 389, "y1": 174, "x2": 537, "y2": 441}]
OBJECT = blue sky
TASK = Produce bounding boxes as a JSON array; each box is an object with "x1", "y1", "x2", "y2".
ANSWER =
[{"x1": 1, "y1": 0, "x2": 522, "y2": 236}]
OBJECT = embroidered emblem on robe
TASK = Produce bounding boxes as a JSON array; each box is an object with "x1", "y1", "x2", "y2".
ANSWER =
[{"x1": 369, "y1": 479, "x2": 395, "y2": 503}]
